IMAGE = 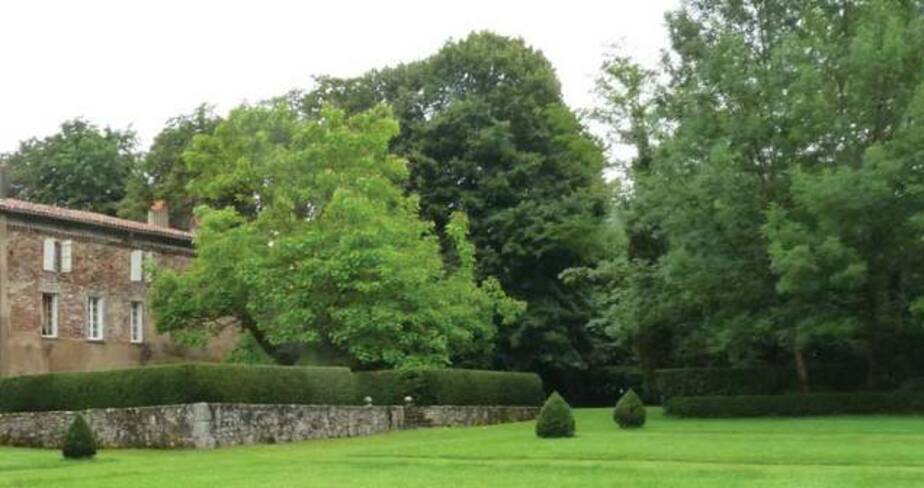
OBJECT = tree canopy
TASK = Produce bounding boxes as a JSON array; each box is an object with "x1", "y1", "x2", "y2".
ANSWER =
[
  {"x1": 300, "y1": 31, "x2": 611, "y2": 376},
  {"x1": 4, "y1": 119, "x2": 136, "y2": 215},
  {"x1": 589, "y1": 0, "x2": 924, "y2": 389},
  {"x1": 150, "y1": 103, "x2": 522, "y2": 368}
]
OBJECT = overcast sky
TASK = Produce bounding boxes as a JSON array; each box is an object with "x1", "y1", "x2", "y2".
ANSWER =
[{"x1": 0, "y1": 0, "x2": 678, "y2": 155}]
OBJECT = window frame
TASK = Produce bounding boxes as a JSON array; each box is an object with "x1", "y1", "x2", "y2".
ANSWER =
[
  {"x1": 86, "y1": 296, "x2": 104, "y2": 341},
  {"x1": 53, "y1": 241, "x2": 62, "y2": 272},
  {"x1": 41, "y1": 293, "x2": 59, "y2": 338},
  {"x1": 130, "y1": 301, "x2": 144, "y2": 344}
]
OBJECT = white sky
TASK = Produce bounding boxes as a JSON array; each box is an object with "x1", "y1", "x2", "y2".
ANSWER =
[{"x1": 0, "y1": 0, "x2": 678, "y2": 155}]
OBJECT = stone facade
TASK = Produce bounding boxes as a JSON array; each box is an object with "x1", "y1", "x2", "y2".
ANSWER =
[
  {"x1": 0, "y1": 403, "x2": 539, "y2": 449},
  {"x1": 0, "y1": 199, "x2": 234, "y2": 377}
]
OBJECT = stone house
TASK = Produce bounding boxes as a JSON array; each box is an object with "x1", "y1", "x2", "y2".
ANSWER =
[{"x1": 0, "y1": 193, "x2": 231, "y2": 377}]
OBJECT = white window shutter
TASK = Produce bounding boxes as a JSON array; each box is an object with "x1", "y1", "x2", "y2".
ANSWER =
[
  {"x1": 43, "y1": 238, "x2": 56, "y2": 271},
  {"x1": 61, "y1": 240, "x2": 73, "y2": 272},
  {"x1": 130, "y1": 250, "x2": 143, "y2": 282}
]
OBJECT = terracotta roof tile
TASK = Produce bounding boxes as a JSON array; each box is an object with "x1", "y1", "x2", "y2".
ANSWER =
[{"x1": 0, "y1": 198, "x2": 192, "y2": 243}]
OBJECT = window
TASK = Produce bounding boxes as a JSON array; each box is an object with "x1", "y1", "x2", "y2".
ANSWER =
[
  {"x1": 54, "y1": 241, "x2": 62, "y2": 272},
  {"x1": 130, "y1": 301, "x2": 144, "y2": 344},
  {"x1": 87, "y1": 297, "x2": 104, "y2": 341},
  {"x1": 43, "y1": 238, "x2": 72, "y2": 273},
  {"x1": 130, "y1": 250, "x2": 155, "y2": 282},
  {"x1": 41, "y1": 294, "x2": 58, "y2": 338}
]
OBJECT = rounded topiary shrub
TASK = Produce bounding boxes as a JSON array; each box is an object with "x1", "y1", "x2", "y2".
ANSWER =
[
  {"x1": 614, "y1": 388, "x2": 646, "y2": 428},
  {"x1": 62, "y1": 415, "x2": 97, "y2": 459},
  {"x1": 535, "y1": 391, "x2": 575, "y2": 438}
]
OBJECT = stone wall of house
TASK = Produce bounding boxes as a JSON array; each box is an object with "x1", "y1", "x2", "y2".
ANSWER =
[
  {"x1": 0, "y1": 403, "x2": 539, "y2": 449},
  {"x1": 0, "y1": 215, "x2": 235, "y2": 377}
]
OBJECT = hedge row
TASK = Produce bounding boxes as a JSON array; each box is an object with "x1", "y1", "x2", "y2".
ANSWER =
[
  {"x1": 655, "y1": 363, "x2": 867, "y2": 400},
  {"x1": 353, "y1": 368, "x2": 545, "y2": 406},
  {"x1": 0, "y1": 363, "x2": 355, "y2": 413},
  {"x1": 664, "y1": 392, "x2": 924, "y2": 418},
  {"x1": 0, "y1": 363, "x2": 545, "y2": 413}
]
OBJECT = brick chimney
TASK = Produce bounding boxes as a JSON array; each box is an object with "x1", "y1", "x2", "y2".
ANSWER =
[
  {"x1": 0, "y1": 164, "x2": 9, "y2": 199},
  {"x1": 148, "y1": 200, "x2": 170, "y2": 228}
]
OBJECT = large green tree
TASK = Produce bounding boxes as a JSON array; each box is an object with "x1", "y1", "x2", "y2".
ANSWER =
[
  {"x1": 119, "y1": 105, "x2": 222, "y2": 228},
  {"x1": 150, "y1": 103, "x2": 522, "y2": 368},
  {"x1": 300, "y1": 32, "x2": 610, "y2": 377},
  {"x1": 591, "y1": 0, "x2": 924, "y2": 389},
  {"x1": 4, "y1": 119, "x2": 136, "y2": 215}
]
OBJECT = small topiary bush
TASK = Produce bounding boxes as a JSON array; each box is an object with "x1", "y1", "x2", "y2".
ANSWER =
[
  {"x1": 535, "y1": 391, "x2": 575, "y2": 438},
  {"x1": 62, "y1": 415, "x2": 96, "y2": 459},
  {"x1": 613, "y1": 389, "x2": 646, "y2": 428}
]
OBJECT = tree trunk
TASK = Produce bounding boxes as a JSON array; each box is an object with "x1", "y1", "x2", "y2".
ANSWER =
[
  {"x1": 793, "y1": 340, "x2": 810, "y2": 394},
  {"x1": 240, "y1": 316, "x2": 297, "y2": 365}
]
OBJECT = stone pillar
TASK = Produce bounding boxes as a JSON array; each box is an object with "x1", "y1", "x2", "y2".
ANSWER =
[{"x1": 190, "y1": 402, "x2": 216, "y2": 449}]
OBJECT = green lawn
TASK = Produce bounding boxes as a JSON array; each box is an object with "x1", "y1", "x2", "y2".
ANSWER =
[{"x1": 2, "y1": 408, "x2": 924, "y2": 487}]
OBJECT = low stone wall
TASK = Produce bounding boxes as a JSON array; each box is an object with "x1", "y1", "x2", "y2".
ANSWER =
[
  {"x1": 407, "y1": 405, "x2": 538, "y2": 428},
  {"x1": 0, "y1": 403, "x2": 538, "y2": 449}
]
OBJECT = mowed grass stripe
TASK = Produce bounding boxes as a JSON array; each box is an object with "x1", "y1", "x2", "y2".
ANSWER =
[{"x1": 3, "y1": 408, "x2": 924, "y2": 487}]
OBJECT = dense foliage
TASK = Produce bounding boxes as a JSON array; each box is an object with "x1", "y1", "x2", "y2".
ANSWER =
[
  {"x1": 150, "y1": 104, "x2": 522, "y2": 368},
  {"x1": 62, "y1": 415, "x2": 97, "y2": 460},
  {"x1": 119, "y1": 105, "x2": 222, "y2": 228},
  {"x1": 0, "y1": 364, "x2": 355, "y2": 412},
  {"x1": 4, "y1": 119, "x2": 136, "y2": 215},
  {"x1": 301, "y1": 32, "x2": 611, "y2": 376},
  {"x1": 665, "y1": 391, "x2": 924, "y2": 418},
  {"x1": 535, "y1": 391, "x2": 576, "y2": 438},
  {"x1": 586, "y1": 0, "x2": 924, "y2": 391},
  {"x1": 353, "y1": 368, "x2": 544, "y2": 406},
  {"x1": 613, "y1": 389, "x2": 646, "y2": 428}
]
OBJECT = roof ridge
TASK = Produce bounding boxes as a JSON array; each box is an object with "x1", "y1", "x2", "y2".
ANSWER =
[{"x1": 0, "y1": 198, "x2": 193, "y2": 242}]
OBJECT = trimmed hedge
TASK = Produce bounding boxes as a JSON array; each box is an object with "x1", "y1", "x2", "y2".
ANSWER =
[
  {"x1": 354, "y1": 368, "x2": 544, "y2": 406},
  {"x1": 0, "y1": 363, "x2": 355, "y2": 413},
  {"x1": 0, "y1": 363, "x2": 544, "y2": 413},
  {"x1": 664, "y1": 392, "x2": 924, "y2": 418},
  {"x1": 655, "y1": 363, "x2": 867, "y2": 400}
]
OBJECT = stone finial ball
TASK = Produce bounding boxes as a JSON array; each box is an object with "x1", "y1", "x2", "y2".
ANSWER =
[
  {"x1": 364, "y1": 396, "x2": 373, "y2": 406},
  {"x1": 404, "y1": 396, "x2": 414, "y2": 405}
]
